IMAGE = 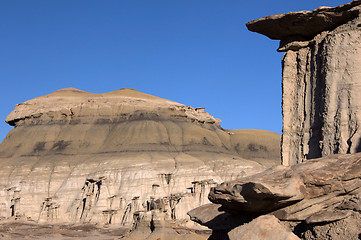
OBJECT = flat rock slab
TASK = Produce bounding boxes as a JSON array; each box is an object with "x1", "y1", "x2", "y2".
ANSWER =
[
  {"x1": 246, "y1": 0, "x2": 361, "y2": 40},
  {"x1": 187, "y1": 203, "x2": 256, "y2": 231}
]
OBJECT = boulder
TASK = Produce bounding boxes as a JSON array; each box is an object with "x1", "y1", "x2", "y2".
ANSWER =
[
  {"x1": 187, "y1": 203, "x2": 253, "y2": 231},
  {"x1": 228, "y1": 215, "x2": 300, "y2": 240}
]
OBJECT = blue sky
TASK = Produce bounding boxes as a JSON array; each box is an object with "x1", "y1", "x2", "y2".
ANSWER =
[{"x1": 0, "y1": 0, "x2": 350, "y2": 142}]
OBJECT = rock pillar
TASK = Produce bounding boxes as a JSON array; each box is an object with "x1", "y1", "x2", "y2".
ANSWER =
[{"x1": 247, "y1": 0, "x2": 361, "y2": 165}]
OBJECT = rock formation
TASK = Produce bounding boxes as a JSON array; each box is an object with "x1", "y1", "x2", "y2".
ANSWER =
[
  {"x1": 189, "y1": 153, "x2": 361, "y2": 239},
  {"x1": 188, "y1": 2, "x2": 361, "y2": 239},
  {"x1": 247, "y1": 0, "x2": 361, "y2": 165},
  {"x1": 0, "y1": 88, "x2": 281, "y2": 230}
]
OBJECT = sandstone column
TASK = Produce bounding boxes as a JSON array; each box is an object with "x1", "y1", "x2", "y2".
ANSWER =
[{"x1": 247, "y1": 0, "x2": 361, "y2": 165}]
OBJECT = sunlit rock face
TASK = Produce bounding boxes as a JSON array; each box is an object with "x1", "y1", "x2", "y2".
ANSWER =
[
  {"x1": 247, "y1": 0, "x2": 361, "y2": 165},
  {"x1": 0, "y1": 88, "x2": 280, "y2": 227}
]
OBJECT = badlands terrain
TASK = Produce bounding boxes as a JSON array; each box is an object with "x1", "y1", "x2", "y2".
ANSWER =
[
  {"x1": 1, "y1": 0, "x2": 361, "y2": 239},
  {"x1": 0, "y1": 88, "x2": 280, "y2": 239}
]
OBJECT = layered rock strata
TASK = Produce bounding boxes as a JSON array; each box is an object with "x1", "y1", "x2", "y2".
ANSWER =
[
  {"x1": 189, "y1": 153, "x2": 361, "y2": 239},
  {"x1": 0, "y1": 88, "x2": 281, "y2": 228},
  {"x1": 247, "y1": 0, "x2": 361, "y2": 165}
]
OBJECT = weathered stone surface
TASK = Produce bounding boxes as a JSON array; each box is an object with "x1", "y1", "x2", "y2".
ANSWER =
[
  {"x1": 209, "y1": 153, "x2": 361, "y2": 223},
  {"x1": 228, "y1": 215, "x2": 300, "y2": 240},
  {"x1": 246, "y1": 0, "x2": 361, "y2": 41},
  {"x1": 248, "y1": 0, "x2": 361, "y2": 165},
  {"x1": 301, "y1": 212, "x2": 361, "y2": 240},
  {"x1": 189, "y1": 154, "x2": 361, "y2": 239},
  {"x1": 282, "y1": 17, "x2": 361, "y2": 165},
  {"x1": 208, "y1": 164, "x2": 306, "y2": 213},
  {"x1": 0, "y1": 88, "x2": 281, "y2": 228},
  {"x1": 187, "y1": 203, "x2": 253, "y2": 231}
]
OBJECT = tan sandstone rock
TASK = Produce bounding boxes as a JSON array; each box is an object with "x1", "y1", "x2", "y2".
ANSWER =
[
  {"x1": 228, "y1": 215, "x2": 300, "y2": 240},
  {"x1": 0, "y1": 88, "x2": 280, "y2": 229}
]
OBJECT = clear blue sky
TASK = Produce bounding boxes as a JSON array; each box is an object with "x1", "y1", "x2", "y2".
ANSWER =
[{"x1": 0, "y1": 0, "x2": 350, "y2": 142}]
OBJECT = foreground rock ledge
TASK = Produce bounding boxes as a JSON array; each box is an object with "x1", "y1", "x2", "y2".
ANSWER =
[
  {"x1": 189, "y1": 153, "x2": 361, "y2": 239},
  {"x1": 209, "y1": 153, "x2": 361, "y2": 221}
]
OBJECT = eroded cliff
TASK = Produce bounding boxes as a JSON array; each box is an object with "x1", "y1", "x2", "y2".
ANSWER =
[{"x1": 0, "y1": 88, "x2": 280, "y2": 228}]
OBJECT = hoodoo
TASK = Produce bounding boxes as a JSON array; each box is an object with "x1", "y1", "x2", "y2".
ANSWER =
[
  {"x1": 0, "y1": 88, "x2": 280, "y2": 229},
  {"x1": 187, "y1": 2, "x2": 361, "y2": 240},
  {"x1": 247, "y1": 0, "x2": 361, "y2": 165}
]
